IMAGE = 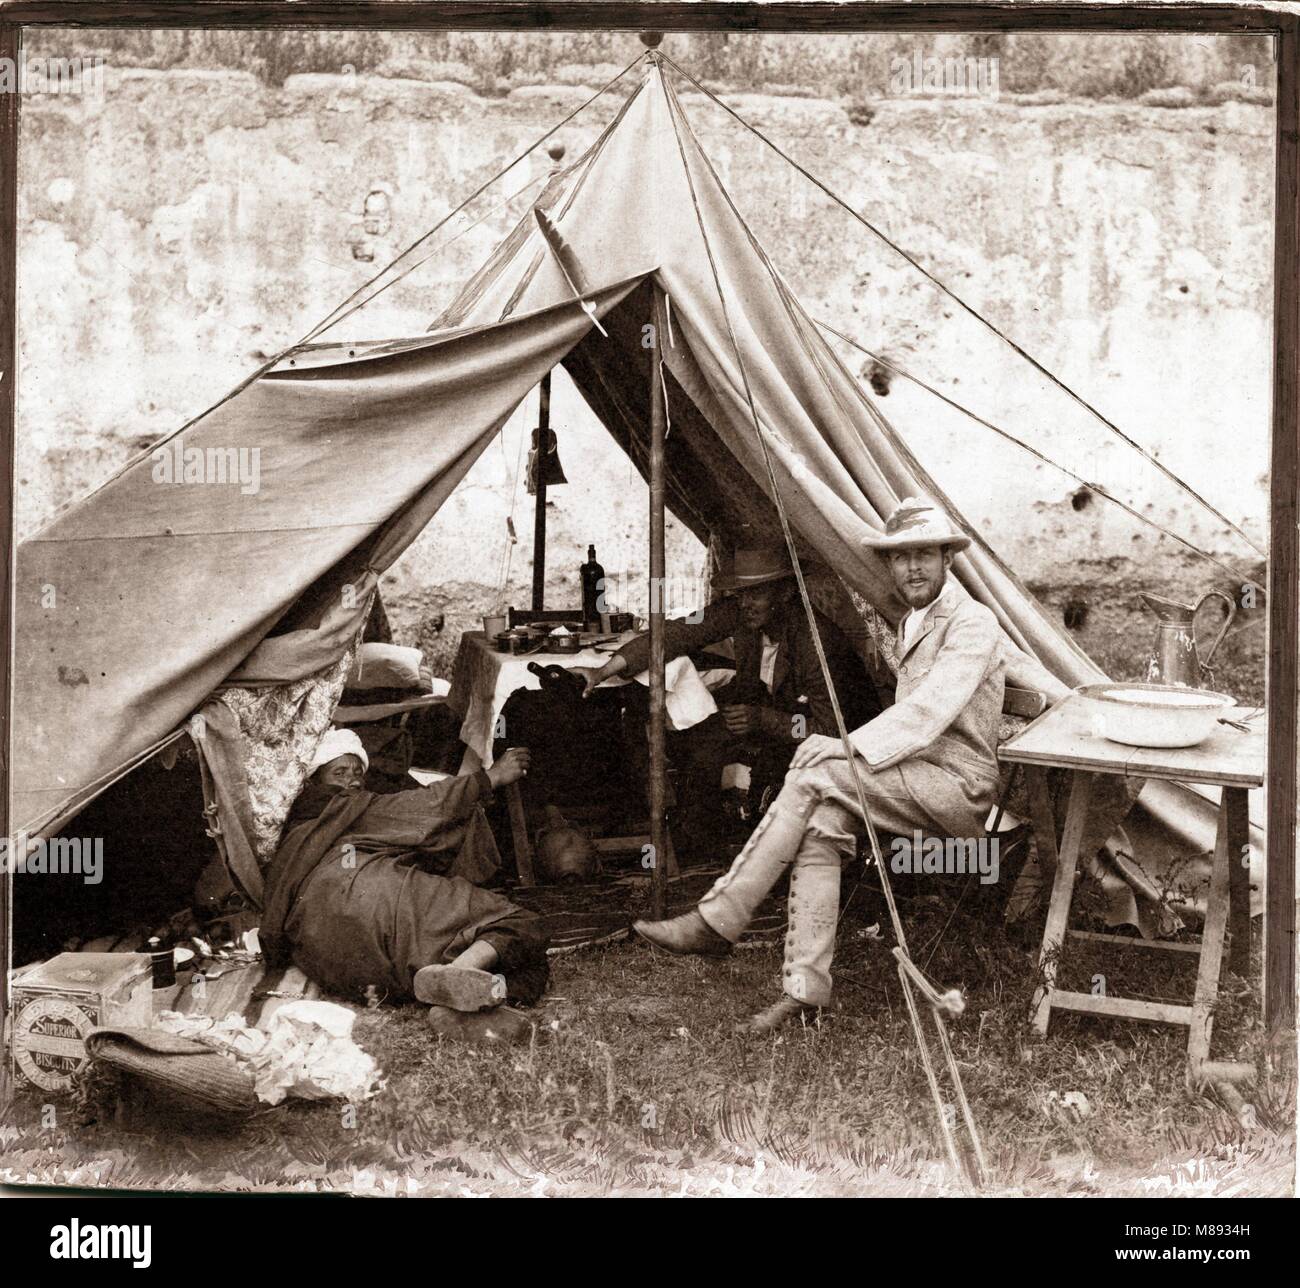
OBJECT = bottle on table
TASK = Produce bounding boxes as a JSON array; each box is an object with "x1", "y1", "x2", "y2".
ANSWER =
[{"x1": 580, "y1": 544, "x2": 604, "y2": 628}]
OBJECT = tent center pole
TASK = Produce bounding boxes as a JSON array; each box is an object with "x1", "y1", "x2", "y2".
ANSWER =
[
  {"x1": 531, "y1": 371, "x2": 552, "y2": 611},
  {"x1": 648, "y1": 295, "x2": 668, "y2": 920}
]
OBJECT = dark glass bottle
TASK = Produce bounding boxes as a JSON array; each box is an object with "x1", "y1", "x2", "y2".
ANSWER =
[{"x1": 580, "y1": 544, "x2": 604, "y2": 626}]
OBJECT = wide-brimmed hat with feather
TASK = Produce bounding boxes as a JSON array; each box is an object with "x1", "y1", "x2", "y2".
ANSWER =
[{"x1": 863, "y1": 497, "x2": 970, "y2": 554}]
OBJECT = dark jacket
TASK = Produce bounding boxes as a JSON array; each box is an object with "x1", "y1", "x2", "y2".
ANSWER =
[{"x1": 615, "y1": 594, "x2": 881, "y2": 741}]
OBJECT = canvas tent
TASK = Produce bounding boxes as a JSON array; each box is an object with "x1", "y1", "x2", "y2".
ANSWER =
[{"x1": 13, "y1": 61, "x2": 1260, "y2": 917}]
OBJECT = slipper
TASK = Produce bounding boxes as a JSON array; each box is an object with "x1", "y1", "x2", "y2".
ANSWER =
[{"x1": 413, "y1": 965, "x2": 507, "y2": 1012}]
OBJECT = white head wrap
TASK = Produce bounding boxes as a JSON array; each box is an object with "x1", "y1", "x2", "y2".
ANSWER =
[{"x1": 308, "y1": 727, "x2": 369, "y2": 776}]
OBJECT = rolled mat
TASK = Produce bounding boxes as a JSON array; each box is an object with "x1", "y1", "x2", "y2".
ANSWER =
[{"x1": 85, "y1": 1026, "x2": 259, "y2": 1117}]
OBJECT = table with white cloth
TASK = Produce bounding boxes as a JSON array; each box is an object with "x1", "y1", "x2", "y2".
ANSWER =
[
  {"x1": 446, "y1": 631, "x2": 723, "y2": 768},
  {"x1": 445, "y1": 631, "x2": 728, "y2": 883}
]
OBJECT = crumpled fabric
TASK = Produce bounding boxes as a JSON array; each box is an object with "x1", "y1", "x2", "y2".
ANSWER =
[
  {"x1": 450, "y1": 639, "x2": 718, "y2": 766},
  {"x1": 208, "y1": 640, "x2": 360, "y2": 865},
  {"x1": 156, "y1": 1000, "x2": 382, "y2": 1106}
]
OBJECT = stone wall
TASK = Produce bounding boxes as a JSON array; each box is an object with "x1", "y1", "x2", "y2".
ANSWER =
[
  {"x1": 52, "y1": 27, "x2": 1281, "y2": 102},
  {"x1": 17, "y1": 42, "x2": 1275, "y2": 653}
]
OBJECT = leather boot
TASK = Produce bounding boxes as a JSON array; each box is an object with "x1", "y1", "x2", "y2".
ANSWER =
[
  {"x1": 413, "y1": 965, "x2": 507, "y2": 1012},
  {"x1": 632, "y1": 909, "x2": 732, "y2": 957},
  {"x1": 426, "y1": 1004, "x2": 532, "y2": 1044},
  {"x1": 697, "y1": 801, "x2": 810, "y2": 942},
  {"x1": 781, "y1": 838, "x2": 843, "y2": 1008}
]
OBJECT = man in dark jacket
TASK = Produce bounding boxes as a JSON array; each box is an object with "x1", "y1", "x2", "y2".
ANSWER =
[{"x1": 580, "y1": 547, "x2": 881, "y2": 859}]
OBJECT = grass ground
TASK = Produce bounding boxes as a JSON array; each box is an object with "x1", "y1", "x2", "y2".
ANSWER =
[
  {"x1": 2, "y1": 906, "x2": 1292, "y2": 1196},
  {"x1": 2, "y1": 574, "x2": 1290, "y2": 1197}
]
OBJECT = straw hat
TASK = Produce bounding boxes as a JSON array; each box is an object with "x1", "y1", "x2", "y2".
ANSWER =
[
  {"x1": 714, "y1": 546, "x2": 796, "y2": 592},
  {"x1": 863, "y1": 497, "x2": 970, "y2": 554},
  {"x1": 85, "y1": 1026, "x2": 258, "y2": 1118}
]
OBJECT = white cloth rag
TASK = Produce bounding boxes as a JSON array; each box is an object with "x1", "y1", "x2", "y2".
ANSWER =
[{"x1": 157, "y1": 999, "x2": 382, "y2": 1106}]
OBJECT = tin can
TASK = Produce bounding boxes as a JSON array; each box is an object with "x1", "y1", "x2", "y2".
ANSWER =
[{"x1": 8, "y1": 953, "x2": 154, "y2": 1093}]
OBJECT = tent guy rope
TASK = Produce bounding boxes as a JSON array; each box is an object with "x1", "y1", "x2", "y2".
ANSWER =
[
  {"x1": 649, "y1": 67, "x2": 1121, "y2": 676},
  {"x1": 650, "y1": 87, "x2": 1259, "y2": 728},
  {"x1": 657, "y1": 50, "x2": 1264, "y2": 562},
  {"x1": 816, "y1": 319, "x2": 1255, "y2": 586},
  {"x1": 301, "y1": 53, "x2": 642, "y2": 343},
  {"x1": 30, "y1": 53, "x2": 646, "y2": 539}
]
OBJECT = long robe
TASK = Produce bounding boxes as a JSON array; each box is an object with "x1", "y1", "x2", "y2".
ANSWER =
[{"x1": 261, "y1": 771, "x2": 549, "y2": 1005}]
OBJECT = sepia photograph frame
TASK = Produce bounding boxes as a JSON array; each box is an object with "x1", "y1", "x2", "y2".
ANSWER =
[{"x1": 0, "y1": 0, "x2": 1296, "y2": 1211}]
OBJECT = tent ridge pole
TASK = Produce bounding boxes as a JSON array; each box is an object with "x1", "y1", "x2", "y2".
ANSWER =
[
  {"x1": 531, "y1": 373, "x2": 551, "y2": 611},
  {"x1": 648, "y1": 287, "x2": 669, "y2": 919}
]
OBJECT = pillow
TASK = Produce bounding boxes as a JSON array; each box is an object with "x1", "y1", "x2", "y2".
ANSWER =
[{"x1": 347, "y1": 642, "x2": 424, "y2": 691}]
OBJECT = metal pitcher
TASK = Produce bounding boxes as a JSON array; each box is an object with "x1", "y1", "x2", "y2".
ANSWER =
[{"x1": 1139, "y1": 590, "x2": 1236, "y2": 687}]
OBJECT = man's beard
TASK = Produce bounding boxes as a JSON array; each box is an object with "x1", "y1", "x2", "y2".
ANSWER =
[{"x1": 900, "y1": 575, "x2": 943, "y2": 608}]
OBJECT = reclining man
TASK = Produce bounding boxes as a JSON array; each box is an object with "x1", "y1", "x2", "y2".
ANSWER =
[
  {"x1": 580, "y1": 546, "x2": 881, "y2": 860},
  {"x1": 633, "y1": 499, "x2": 1006, "y2": 1033},
  {"x1": 260, "y1": 729, "x2": 550, "y2": 1033}
]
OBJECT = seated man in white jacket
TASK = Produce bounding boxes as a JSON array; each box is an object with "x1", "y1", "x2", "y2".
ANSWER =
[{"x1": 633, "y1": 498, "x2": 1008, "y2": 1034}]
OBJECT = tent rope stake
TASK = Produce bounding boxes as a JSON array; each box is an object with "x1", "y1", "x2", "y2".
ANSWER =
[
  {"x1": 659, "y1": 58, "x2": 986, "y2": 1190},
  {"x1": 658, "y1": 50, "x2": 1264, "y2": 562}
]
